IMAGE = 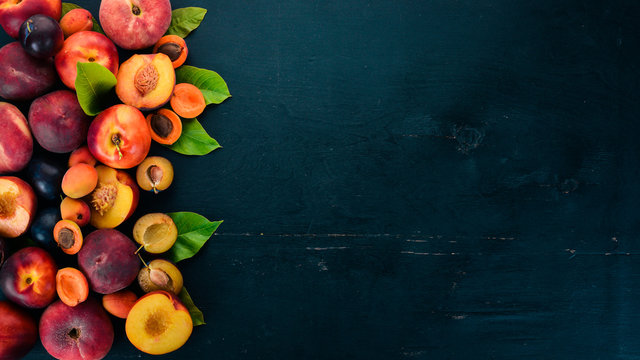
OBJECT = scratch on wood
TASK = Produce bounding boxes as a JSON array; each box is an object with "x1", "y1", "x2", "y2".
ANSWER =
[
  {"x1": 306, "y1": 247, "x2": 349, "y2": 251},
  {"x1": 401, "y1": 251, "x2": 459, "y2": 256}
]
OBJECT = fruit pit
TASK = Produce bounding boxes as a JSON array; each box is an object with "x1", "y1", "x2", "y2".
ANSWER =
[{"x1": 134, "y1": 64, "x2": 159, "y2": 96}]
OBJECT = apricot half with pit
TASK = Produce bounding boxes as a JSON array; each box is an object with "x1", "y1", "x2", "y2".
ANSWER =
[
  {"x1": 138, "y1": 259, "x2": 183, "y2": 295},
  {"x1": 132, "y1": 213, "x2": 177, "y2": 254},
  {"x1": 136, "y1": 156, "x2": 174, "y2": 193},
  {"x1": 116, "y1": 53, "x2": 175, "y2": 111}
]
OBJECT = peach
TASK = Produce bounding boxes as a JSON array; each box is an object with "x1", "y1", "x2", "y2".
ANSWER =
[
  {"x1": 60, "y1": 197, "x2": 91, "y2": 227},
  {"x1": 55, "y1": 31, "x2": 118, "y2": 90},
  {"x1": 68, "y1": 145, "x2": 97, "y2": 167},
  {"x1": 88, "y1": 165, "x2": 139, "y2": 229},
  {"x1": 28, "y1": 90, "x2": 90, "y2": 153},
  {"x1": 78, "y1": 229, "x2": 140, "y2": 294},
  {"x1": 99, "y1": 0, "x2": 171, "y2": 50},
  {"x1": 0, "y1": 247, "x2": 57, "y2": 308},
  {"x1": 0, "y1": 42, "x2": 56, "y2": 101},
  {"x1": 102, "y1": 289, "x2": 137, "y2": 319},
  {"x1": 0, "y1": 102, "x2": 33, "y2": 174},
  {"x1": 116, "y1": 53, "x2": 175, "y2": 111},
  {"x1": 59, "y1": 8, "x2": 92, "y2": 38},
  {"x1": 125, "y1": 291, "x2": 193, "y2": 355},
  {"x1": 0, "y1": 176, "x2": 36, "y2": 238},
  {"x1": 132, "y1": 213, "x2": 177, "y2": 253},
  {"x1": 0, "y1": 0, "x2": 61, "y2": 39},
  {"x1": 40, "y1": 298, "x2": 114, "y2": 360},
  {"x1": 138, "y1": 259, "x2": 183, "y2": 295},
  {"x1": 62, "y1": 163, "x2": 98, "y2": 198},
  {"x1": 0, "y1": 301, "x2": 38, "y2": 359},
  {"x1": 136, "y1": 156, "x2": 174, "y2": 193},
  {"x1": 87, "y1": 104, "x2": 152, "y2": 169}
]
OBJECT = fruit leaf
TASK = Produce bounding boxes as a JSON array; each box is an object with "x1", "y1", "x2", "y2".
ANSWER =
[
  {"x1": 165, "y1": 7, "x2": 207, "y2": 38},
  {"x1": 75, "y1": 62, "x2": 117, "y2": 116},
  {"x1": 166, "y1": 118, "x2": 221, "y2": 156},
  {"x1": 167, "y1": 212, "x2": 222, "y2": 262},
  {"x1": 61, "y1": 3, "x2": 105, "y2": 34},
  {"x1": 178, "y1": 287, "x2": 205, "y2": 326},
  {"x1": 175, "y1": 65, "x2": 231, "y2": 105}
]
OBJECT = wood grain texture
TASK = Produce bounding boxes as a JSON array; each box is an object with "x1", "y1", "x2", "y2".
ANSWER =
[{"x1": 8, "y1": 0, "x2": 640, "y2": 358}]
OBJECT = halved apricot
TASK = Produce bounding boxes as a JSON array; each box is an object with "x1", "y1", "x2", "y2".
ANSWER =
[
  {"x1": 153, "y1": 35, "x2": 188, "y2": 69},
  {"x1": 116, "y1": 53, "x2": 175, "y2": 111},
  {"x1": 146, "y1": 109, "x2": 182, "y2": 145},
  {"x1": 56, "y1": 267, "x2": 89, "y2": 307},
  {"x1": 170, "y1": 83, "x2": 205, "y2": 119},
  {"x1": 132, "y1": 213, "x2": 177, "y2": 254},
  {"x1": 138, "y1": 259, "x2": 183, "y2": 295},
  {"x1": 136, "y1": 157, "x2": 174, "y2": 194},
  {"x1": 53, "y1": 220, "x2": 83, "y2": 255}
]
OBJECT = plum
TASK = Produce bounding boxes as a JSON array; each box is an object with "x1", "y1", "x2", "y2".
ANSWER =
[
  {"x1": 30, "y1": 207, "x2": 60, "y2": 250},
  {"x1": 19, "y1": 14, "x2": 64, "y2": 59},
  {"x1": 78, "y1": 229, "x2": 140, "y2": 294},
  {"x1": 26, "y1": 157, "x2": 65, "y2": 201}
]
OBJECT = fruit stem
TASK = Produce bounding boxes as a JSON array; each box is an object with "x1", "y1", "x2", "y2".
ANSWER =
[
  {"x1": 111, "y1": 134, "x2": 123, "y2": 160},
  {"x1": 134, "y1": 244, "x2": 144, "y2": 255},
  {"x1": 137, "y1": 253, "x2": 149, "y2": 268}
]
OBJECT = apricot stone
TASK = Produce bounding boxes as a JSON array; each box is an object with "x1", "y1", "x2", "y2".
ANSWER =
[{"x1": 116, "y1": 53, "x2": 175, "y2": 111}]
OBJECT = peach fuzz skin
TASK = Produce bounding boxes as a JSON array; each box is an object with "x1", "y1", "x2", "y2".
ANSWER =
[
  {"x1": 88, "y1": 104, "x2": 151, "y2": 169},
  {"x1": 99, "y1": 0, "x2": 171, "y2": 50},
  {"x1": 0, "y1": 247, "x2": 57, "y2": 309},
  {"x1": 55, "y1": 31, "x2": 118, "y2": 90},
  {"x1": 0, "y1": 102, "x2": 33, "y2": 174},
  {"x1": 0, "y1": 0, "x2": 61, "y2": 39}
]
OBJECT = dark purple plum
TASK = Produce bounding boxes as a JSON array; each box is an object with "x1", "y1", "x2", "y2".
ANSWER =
[
  {"x1": 26, "y1": 157, "x2": 65, "y2": 201},
  {"x1": 30, "y1": 207, "x2": 60, "y2": 250},
  {"x1": 19, "y1": 15, "x2": 64, "y2": 59}
]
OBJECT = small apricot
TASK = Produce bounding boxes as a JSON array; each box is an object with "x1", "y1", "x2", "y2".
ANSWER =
[
  {"x1": 146, "y1": 109, "x2": 182, "y2": 145},
  {"x1": 102, "y1": 290, "x2": 138, "y2": 319},
  {"x1": 60, "y1": 197, "x2": 91, "y2": 227},
  {"x1": 153, "y1": 35, "x2": 188, "y2": 68},
  {"x1": 53, "y1": 220, "x2": 83, "y2": 255},
  {"x1": 170, "y1": 83, "x2": 206, "y2": 119},
  {"x1": 68, "y1": 146, "x2": 97, "y2": 167},
  {"x1": 132, "y1": 213, "x2": 177, "y2": 254},
  {"x1": 137, "y1": 259, "x2": 183, "y2": 295},
  {"x1": 135, "y1": 157, "x2": 174, "y2": 193},
  {"x1": 59, "y1": 9, "x2": 93, "y2": 38},
  {"x1": 61, "y1": 163, "x2": 98, "y2": 199},
  {"x1": 55, "y1": 267, "x2": 89, "y2": 307}
]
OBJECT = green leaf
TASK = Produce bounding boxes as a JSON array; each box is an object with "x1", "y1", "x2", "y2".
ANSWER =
[
  {"x1": 167, "y1": 118, "x2": 221, "y2": 155},
  {"x1": 61, "y1": 3, "x2": 105, "y2": 34},
  {"x1": 167, "y1": 212, "x2": 222, "y2": 262},
  {"x1": 75, "y1": 62, "x2": 117, "y2": 116},
  {"x1": 178, "y1": 287, "x2": 205, "y2": 326},
  {"x1": 175, "y1": 65, "x2": 231, "y2": 105},
  {"x1": 165, "y1": 7, "x2": 207, "y2": 38}
]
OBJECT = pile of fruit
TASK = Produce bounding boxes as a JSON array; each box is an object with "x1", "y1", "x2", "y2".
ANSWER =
[{"x1": 0, "y1": 0, "x2": 229, "y2": 358}]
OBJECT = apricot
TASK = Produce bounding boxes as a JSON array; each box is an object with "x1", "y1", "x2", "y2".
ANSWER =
[
  {"x1": 78, "y1": 229, "x2": 140, "y2": 294},
  {"x1": 53, "y1": 220, "x2": 82, "y2": 255},
  {"x1": 170, "y1": 83, "x2": 206, "y2": 119},
  {"x1": 55, "y1": 267, "x2": 89, "y2": 307},
  {"x1": 59, "y1": 8, "x2": 92, "y2": 38},
  {"x1": 153, "y1": 35, "x2": 188, "y2": 68},
  {"x1": 116, "y1": 53, "x2": 175, "y2": 111},
  {"x1": 132, "y1": 213, "x2": 177, "y2": 254},
  {"x1": 68, "y1": 145, "x2": 97, "y2": 167},
  {"x1": 138, "y1": 259, "x2": 183, "y2": 295},
  {"x1": 61, "y1": 163, "x2": 98, "y2": 199},
  {"x1": 102, "y1": 290, "x2": 138, "y2": 319},
  {"x1": 125, "y1": 291, "x2": 192, "y2": 355},
  {"x1": 146, "y1": 109, "x2": 182, "y2": 145},
  {"x1": 136, "y1": 157, "x2": 174, "y2": 193},
  {"x1": 60, "y1": 197, "x2": 90, "y2": 227},
  {"x1": 89, "y1": 165, "x2": 139, "y2": 229}
]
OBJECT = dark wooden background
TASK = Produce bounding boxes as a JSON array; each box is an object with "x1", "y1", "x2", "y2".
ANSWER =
[{"x1": 6, "y1": 0, "x2": 640, "y2": 358}]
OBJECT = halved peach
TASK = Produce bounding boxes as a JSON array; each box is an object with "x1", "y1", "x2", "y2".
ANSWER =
[
  {"x1": 125, "y1": 291, "x2": 192, "y2": 355},
  {"x1": 0, "y1": 177, "x2": 36, "y2": 238},
  {"x1": 116, "y1": 53, "x2": 175, "y2": 111},
  {"x1": 88, "y1": 165, "x2": 139, "y2": 229}
]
